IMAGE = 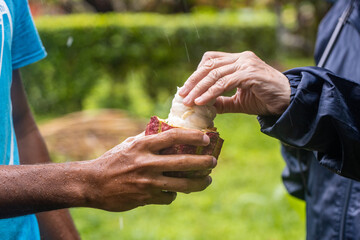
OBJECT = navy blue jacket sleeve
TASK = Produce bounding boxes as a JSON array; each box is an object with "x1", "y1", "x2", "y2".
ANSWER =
[
  {"x1": 280, "y1": 144, "x2": 315, "y2": 200},
  {"x1": 258, "y1": 66, "x2": 360, "y2": 180}
]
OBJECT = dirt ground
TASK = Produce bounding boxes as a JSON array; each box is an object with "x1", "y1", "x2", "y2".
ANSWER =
[{"x1": 39, "y1": 109, "x2": 147, "y2": 161}]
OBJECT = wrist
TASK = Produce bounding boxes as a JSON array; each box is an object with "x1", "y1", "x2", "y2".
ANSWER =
[
  {"x1": 75, "y1": 160, "x2": 100, "y2": 208},
  {"x1": 58, "y1": 160, "x2": 99, "y2": 208},
  {"x1": 267, "y1": 73, "x2": 291, "y2": 115},
  {"x1": 73, "y1": 159, "x2": 104, "y2": 208},
  {"x1": 279, "y1": 75, "x2": 291, "y2": 114}
]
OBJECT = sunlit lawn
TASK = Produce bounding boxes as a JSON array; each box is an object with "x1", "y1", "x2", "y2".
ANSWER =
[{"x1": 71, "y1": 114, "x2": 306, "y2": 240}]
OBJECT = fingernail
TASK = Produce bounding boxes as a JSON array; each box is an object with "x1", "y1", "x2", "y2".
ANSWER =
[
  {"x1": 212, "y1": 157, "x2": 217, "y2": 168},
  {"x1": 172, "y1": 192, "x2": 177, "y2": 201},
  {"x1": 203, "y1": 134, "x2": 210, "y2": 145},
  {"x1": 208, "y1": 176, "x2": 212, "y2": 185},
  {"x1": 179, "y1": 87, "x2": 186, "y2": 95},
  {"x1": 183, "y1": 96, "x2": 193, "y2": 106},
  {"x1": 183, "y1": 96, "x2": 191, "y2": 105},
  {"x1": 195, "y1": 97, "x2": 203, "y2": 105}
]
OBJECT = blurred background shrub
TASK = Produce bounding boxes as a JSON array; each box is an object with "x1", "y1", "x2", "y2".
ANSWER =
[
  {"x1": 30, "y1": 0, "x2": 330, "y2": 55},
  {"x1": 23, "y1": 12, "x2": 277, "y2": 118},
  {"x1": 25, "y1": 0, "x2": 330, "y2": 119}
]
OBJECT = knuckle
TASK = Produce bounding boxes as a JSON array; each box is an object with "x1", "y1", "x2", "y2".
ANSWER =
[
  {"x1": 240, "y1": 62, "x2": 249, "y2": 69},
  {"x1": 243, "y1": 50, "x2": 256, "y2": 57},
  {"x1": 214, "y1": 77, "x2": 227, "y2": 90},
  {"x1": 137, "y1": 178, "x2": 153, "y2": 190},
  {"x1": 132, "y1": 137, "x2": 147, "y2": 150},
  {"x1": 209, "y1": 69, "x2": 221, "y2": 80},
  {"x1": 246, "y1": 65, "x2": 256, "y2": 73},
  {"x1": 124, "y1": 136, "x2": 136, "y2": 143},
  {"x1": 204, "y1": 58, "x2": 216, "y2": 68},
  {"x1": 203, "y1": 51, "x2": 213, "y2": 59}
]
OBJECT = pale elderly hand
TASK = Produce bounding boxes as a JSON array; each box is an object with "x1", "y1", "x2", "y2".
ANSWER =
[{"x1": 179, "y1": 51, "x2": 291, "y2": 115}]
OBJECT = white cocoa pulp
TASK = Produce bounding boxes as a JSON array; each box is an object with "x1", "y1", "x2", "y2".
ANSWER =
[{"x1": 167, "y1": 88, "x2": 216, "y2": 130}]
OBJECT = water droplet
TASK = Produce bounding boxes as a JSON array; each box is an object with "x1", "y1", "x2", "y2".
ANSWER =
[
  {"x1": 119, "y1": 216, "x2": 124, "y2": 230},
  {"x1": 66, "y1": 36, "x2": 74, "y2": 47},
  {"x1": 163, "y1": 30, "x2": 171, "y2": 46},
  {"x1": 184, "y1": 41, "x2": 190, "y2": 62},
  {"x1": 192, "y1": 22, "x2": 200, "y2": 39}
]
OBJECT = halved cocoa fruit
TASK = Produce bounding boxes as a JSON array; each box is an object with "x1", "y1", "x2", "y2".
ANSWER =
[{"x1": 145, "y1": 116, "x2": 223, "y2": 178}]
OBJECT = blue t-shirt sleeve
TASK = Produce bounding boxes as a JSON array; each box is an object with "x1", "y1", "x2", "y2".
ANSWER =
[{"x1": 11, "y1": 0, "x2": 46, "y2": 69}]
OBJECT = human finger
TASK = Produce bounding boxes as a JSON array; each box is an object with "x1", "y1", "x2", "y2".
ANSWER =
[
  {"x1": 179, "y1": 57, "x2": 237, "y2": 97},
  {"x1": 183, "y1": 63, "x2": 237, "y2": 106},
  {"x1": 146, "y1": 191, "x2": 177, "y2": 205},
  {"x1": 197, "y1": 51, "x2": 234, "y2": 69},
  {"x1": 157, "y1": 176, "x2": 212, "y2": 193},
  {"x1": 123, "y1": 131, "x2": 145, "y2": 144},
  {"x1": 214, "y1": 95, "x2": 244, "y2": 114},
  {"x1": 148, "y1": 154, "x2": 216, "y2": 172},
  {"x1": 192, "y1": 70, "x2": 240, "y2": 106},
  {"x1": 163, "y1": 169, "x2": 212, "y2": 178},
  {"x1": 145, "y1": 128, "x2": 210, "y2": 152}
]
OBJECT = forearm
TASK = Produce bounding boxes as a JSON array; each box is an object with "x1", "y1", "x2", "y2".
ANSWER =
[
  {"x1": 11, "y1": 69, "x2": 80, "y2": 238},
  {"x1": 0, "y1": 161, "x2": 93, "y2": 219},
  {"x1": 16, "y1": 127, "x2": 81, "y2": 239},
  {"x1": 15, "y1": 113, "x2": 51, "y2": 165},
  {"x1": 36, "y1": 210, "x2": 80, "y2": 240}
]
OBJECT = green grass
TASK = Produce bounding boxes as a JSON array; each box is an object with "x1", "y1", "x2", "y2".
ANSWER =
[
  {"x1": 70, "y1": 114, "x2": 305, "y2": 239},
  {"x1": 280, "y1": 57, "x2": 315, "y2": 70}
]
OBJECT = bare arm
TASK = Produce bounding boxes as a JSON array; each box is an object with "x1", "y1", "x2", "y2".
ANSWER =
[
  {"x1": 1, "y1": 70, "x2": 215, "y2": 218},
  {"x1": 11, "y1": 69, "x2": 80, "y2": 239}
]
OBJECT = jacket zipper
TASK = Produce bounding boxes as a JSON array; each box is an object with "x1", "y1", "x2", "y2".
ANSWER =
[
  {"x1": 339, "y1": 179, "x2": 353, "y2": 240},
  {"x1": 318, "y1": 0, "x2": 354, "y2": 68},
  {"x1": 315, "y1": 1, "x2": 355, "y2": 236}
]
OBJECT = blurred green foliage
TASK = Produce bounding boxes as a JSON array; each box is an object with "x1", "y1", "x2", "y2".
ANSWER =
[{"x1": 22, "y1": 11, "x2": 277, "y2": 118}]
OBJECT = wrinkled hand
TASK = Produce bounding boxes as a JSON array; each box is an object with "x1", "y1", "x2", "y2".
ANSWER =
[
  {"x1": 86, "y1": 129, "x2": 216, "y2": 212},
  {"x1": 179, "y1": 51, "x2": 291, "y2": 115}
]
